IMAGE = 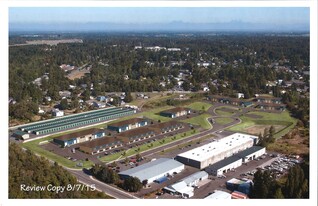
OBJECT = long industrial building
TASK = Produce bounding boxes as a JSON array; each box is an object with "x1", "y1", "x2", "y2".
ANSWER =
[
  {"x1": 107, "y1": 118, "x2": 148, "y2": 133},
  {"x1": 118, "y1": 158, "x2": 184, "y2": 183},
  {"x1": 205, "y1": 146, "x2": 266, "y2": 176},
  {"x1": 18, "y1": 107, "x2": 136, "y2": 135},
  {"x1": 53, "y1": 128, "x2": 105, "y2": 147},
  {"x1": 176, "y1": 133, "x2": 258, "y2": 169}
]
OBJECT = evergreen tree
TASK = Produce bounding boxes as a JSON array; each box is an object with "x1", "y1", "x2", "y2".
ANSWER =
[{"x1": 284, "y1": 165, "x2": 309, "y2": 198}]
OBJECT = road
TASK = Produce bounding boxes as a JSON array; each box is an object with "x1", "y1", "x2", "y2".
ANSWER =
[
  {"x1": 67, "y1": 168, "x2": 138, "y2": 199},
  {"x1": 17, "y1": 103, "x2": 248, "y2": 199}
]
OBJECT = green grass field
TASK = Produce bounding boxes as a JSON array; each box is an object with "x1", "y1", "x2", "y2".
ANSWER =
[
  {"x1": 185, "y1": 102, "x2": 213, "y2": 112},
  {"x1": 181, "y1": 113, "x2": 212, "y2": 129},
  {"x1": 227, "y1": 111, "x2": 297, "y2": 138},
  {"x1": 214, "y1": 117, "x2": 234, "y2": 125},
  {"x1": 214, "y1": 106, "x2": 240, "y2": 116},
  {"x1": 23, "y1": 139, "x2": 94, "y2": 169}
]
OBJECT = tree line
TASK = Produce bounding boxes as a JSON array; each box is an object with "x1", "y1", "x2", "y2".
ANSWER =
[{"x1": 9, "y1": 143, "x2": 112, "y2": 199}]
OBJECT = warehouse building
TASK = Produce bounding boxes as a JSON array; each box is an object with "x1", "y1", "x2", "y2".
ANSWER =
[
  {"x1": 118, "y1": 158, "x2": 184, "y2": 183},
  {"x1": 163, "y1": 171, "x2": 209, "y2": 198},
  {"x1": 205, "y1": 146, "x2": 266, "y2": 176},
  {"x1": 79, "y1": 137, "x2": 123, "y2": 155},
  {"x1": 163, "y1": 181, "x2": 194, "y2": 198},
  {"x1": 117, "y1": 127, "x2": 156, "y2": 144},
  {"x1": 236, "y1": 146, "x2": 266, "y2": 163},
  {"x1": 160, "y1": 107, "x2": 190, "y2": 118},
  {"x1": 107, "y1": 118, "x2": 148, "y2": 133},
  {"x1": 12, "y1": 130, "x2": 30, "y2": 140},
  {"x1": 19, "y1": 107, "x2": 135, "y2": 135},
  {"x1": 163, "y1": 171, "x2": 208, "y2": 198},
  {"x1": 181, "y1": 171, "x2": 209, "y2": 187},
  {"x1": 205, "y1": 156, "x2": 242, "y2": 176},
  {"x1": 53, "y1": 128, "x2": 105, "y2": 147},
  {"x1": 176, "y1": 133, "x2": 258, "y2": 169},
  {"x1": 204, "y1": 190, "x2": 232, "y2": 199},
  {"x1": 150, "y1": 121, "x2": 184, "y2": 134}
]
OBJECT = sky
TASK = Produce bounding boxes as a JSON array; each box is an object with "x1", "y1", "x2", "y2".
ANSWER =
[{"x1": 9, "y1": 7, "x2": 310, "y2": 32}]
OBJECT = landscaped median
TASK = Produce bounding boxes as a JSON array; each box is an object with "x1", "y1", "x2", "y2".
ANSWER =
[
  {"x1": 185, "y1": 101, "x2": 213, "y2": 112},
  {"x1": 214, "y1": 117, "x2": 234, "y2": 125},
  {"x1": 181, "y1": 113, "x2": 212, "y2": 129},
  {"x1": 227, "y1": 111, "x2": 297, "y2": 138},
  {"x1": 98, "y1": 128, "x2": 200, "y2": 163},
  {"x1": 214, "y1": 106, "x2": 240, "y2": 116}
]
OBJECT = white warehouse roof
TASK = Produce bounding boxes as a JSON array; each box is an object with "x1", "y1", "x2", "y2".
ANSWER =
[
  {"x1": 177, "y1": 133, "x2": 258, "y2": 162},
  {"x1": 118, "y1": 158, "x2": 184, "y2": 182},
  {"x1": 181, "y1": 171, "x2": 208, "y2": 185},
  {"x1": 204, "y1": 190, "x2": 231, "y2": 199}
]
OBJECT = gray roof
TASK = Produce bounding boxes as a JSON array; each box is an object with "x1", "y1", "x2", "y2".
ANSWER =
[
  {"x1": 205, "y1": 146, "x2": 265, "y2": 173},
  {"x1": 119, "y1": 158, "x2": 184, "y2": 181},
  {"x1": 181, "y1": 171, "x2": 208, "y2": 185},
  {"x1": 205, "y1": 155, "x2": 242, "y2": 173},
  {"x1": 235, "y1": 146, "x2": 265, "y2": 158}
]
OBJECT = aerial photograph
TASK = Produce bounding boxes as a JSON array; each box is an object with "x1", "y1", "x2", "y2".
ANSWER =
[{"x1": 6, "y1": 5, "x2": 316, "y2": 204}]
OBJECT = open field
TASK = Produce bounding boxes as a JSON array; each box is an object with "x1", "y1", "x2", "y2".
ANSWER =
[
  {"x1": 244, "y1": 124, "x2": 285, "y2": 135},
  {"x1": 185, "y1": 102, "x2": 213, "y2": 112},
  {"x1": 181, "y1": 113, "x2": 212, "y2": 129},
  {"x1": 227, "y1": 111, "x2": 297, "y2": 138},
  {"x1": 10, "y1": 39, "x2": 83, "y2": 46},
  {"x1": 129, "y1": 92, "x2": 173, "y2": 108},
  {"x1": 214, "y1": 117, "x2": 234, "y2": 125},
  {"x1": 267, "y1": 128, "x2": 309, "y2": 155}
]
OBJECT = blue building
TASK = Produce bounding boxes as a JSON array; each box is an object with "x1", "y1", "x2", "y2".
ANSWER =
[
  {"x1": 107, "y1": 118, "x2": 148, "y2": 133},
  {"x1": 53, "y1": 128, "x2": 105, "y2": 147},
  {"x1": 160, "y1": 107, "x2": 190, "y2": 118}
]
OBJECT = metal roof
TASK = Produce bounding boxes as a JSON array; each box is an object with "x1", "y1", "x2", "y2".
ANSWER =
[
  {"x1": 205, "y1": 146, "x2": 265, "y2": 173},
  {"x1": 54, "y1": 128, "x2": 104, "y2": 141},
  {"x1": 107, "y1": 118, "x2": 147, "y2": 127},
  {"x1": 204, "y1": 190, "x2": 231, "y2": 199},
  {"x1": 181, "y1": 171, "x2": 208, "y2": 185},
  {"x1": 78, "y1": 136, "x2": 121, "y2": 150},
  {"x1": 235, "y1": 146, "x2": 265, "y2": 158},
  {"x1": 205, "y1": 155, "x2": 242, "y2": 173},
  {"x1": 118, "y1": 158, "x2": 184, "y2": 182},
  {"x1": 177, "y1": 133, "x2": 257, "y2": 162}
]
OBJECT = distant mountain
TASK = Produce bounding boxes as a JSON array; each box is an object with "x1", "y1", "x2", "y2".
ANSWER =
[{"x1": 9, "y1": 21, "x2": 309, "y2": 33}]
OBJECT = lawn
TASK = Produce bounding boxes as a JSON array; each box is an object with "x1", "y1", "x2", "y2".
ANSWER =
[
  {"x1": 185, "y1": 102, "x2": 213, "y2": 112},
  {"x1": 227, "y1": 111, "x2": 297, "y2": 138},
  {"x1": 23, "y1": 140, "x2": 94, "y2": 169},
  {"x1": 98, "y1": 129, "x2": 199, "y2": 163},
  {"x1": 214, "y1": 117, "x2": 234, "y2": 125},
  {"x1": 214, "y1": 106, "x2": 240, "y2": 116},
  {"x1": 181, "y1": 113, "x2": 212, "y2": 129}
]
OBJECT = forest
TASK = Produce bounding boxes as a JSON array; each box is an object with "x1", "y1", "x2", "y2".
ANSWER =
[
  {"x1": 9, "y1": 143, "x2": 112, "y2": 198},
  {"x1": 9, "y1": 32, "x2": 310, "y2": 125}
]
